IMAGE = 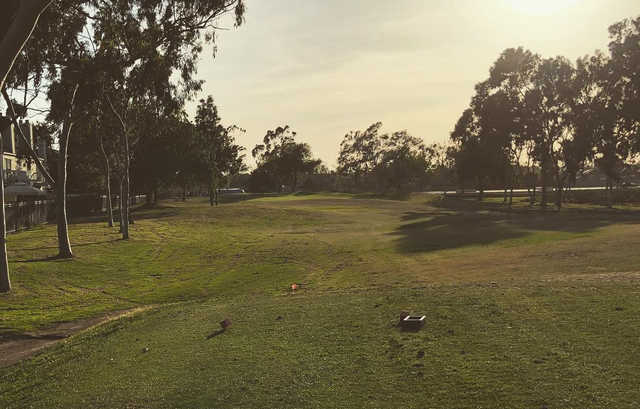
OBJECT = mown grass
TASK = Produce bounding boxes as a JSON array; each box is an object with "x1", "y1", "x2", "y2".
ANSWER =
[
  {"x1": 2, "y1": 286, "x2": 640, "y2": 408},
  {"x1": 1, "y1": 193, "x2": 640, "y2": 408}
]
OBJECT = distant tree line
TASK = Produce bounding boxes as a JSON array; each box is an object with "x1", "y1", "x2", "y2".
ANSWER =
[
  {"x1": 249, "y1": 126, "x2": 321, "y2": 193},
  {"x1": 336, "y1": 122, "x2": 452, "y2": 194},
  {"x1": 240, "y1": 122, "x2": 454, "y2": 195},
  {"x1": 449, "y1": 16, "x2": 640, "y2": 208}
]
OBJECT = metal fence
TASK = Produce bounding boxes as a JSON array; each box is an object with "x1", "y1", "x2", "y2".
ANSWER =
[
  {"x1": 3, "y1": 194, "x2": 148, "y2": 234},
  {"x1": 5, "y1": 200, "x2": 53, "y2": 233}
]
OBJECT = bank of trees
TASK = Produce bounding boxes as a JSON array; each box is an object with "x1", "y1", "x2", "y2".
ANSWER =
[
  {"x1": 0, "y1": 0, "x2": 247, "y2": 292},
  {"x1": 337, "y1": 122, "x2": 443, "y2": 193},
  {"x1": 249, "y1": 126, "x2": 321, "y2": 192},
  {"x1": 450, "y1": 16, "x2": 640, "y2": 208}
]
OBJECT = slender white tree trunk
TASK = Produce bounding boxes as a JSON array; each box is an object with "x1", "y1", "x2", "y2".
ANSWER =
[
  {"x1": 105, "y1": 95, "x2": 130, "y2": 239},
  {"x1": 56, "y1": 85, "x2": 79, "y2": 259},
  {"x1": 118, "y1": 178, "x2": 124, "y2": 233},
  {"x1": 98, "y1": 135, "x2": 113, "y2": 227},
  {"x1": 0, "y1": 129, "x2": 10, "y2": 292},
  {"x1": 121, "y1": 131, "x2": 130, "y2": 239}
]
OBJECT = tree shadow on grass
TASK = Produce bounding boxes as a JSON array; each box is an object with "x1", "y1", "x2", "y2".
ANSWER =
[
  {"x1": 13, "y1": 255, "x2": 69, "y2": 263},
  {"x1": 69, "y1": 205, "x2": 180, "y2": 225},
  {"x1": 353, "y1": 192, "x2": 412, "y2": 201},
  {"x1": 390, "y1": 198, "x2": 640, "y2": 254},
  {"x1": 15, "y1": 238, "x2": 122, "y2": 254},
  {"x1": 432, "y1": 196, "x2": 640, "y2": 217},
  {"x1": 13, "y1": 238, "x2": 124, "y2": 263}
]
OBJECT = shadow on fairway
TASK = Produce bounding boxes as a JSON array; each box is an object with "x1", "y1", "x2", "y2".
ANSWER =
[
  {"x1": 391, "y1": 198, "x2": 640, "y2": 253},
  {"x1": 69, "y1": 204, "x2": 180, "y2": 225},
  {"x1": 13, "y1": 238, "x2": 124, "y2": 263},
  {"x1": 16, "y1": 238, "x2": 121, "y2": 253}
]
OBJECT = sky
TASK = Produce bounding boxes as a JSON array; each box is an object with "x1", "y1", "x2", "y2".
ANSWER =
[{"x1": 189, "y1": 0, "x2": 640, "y2": 169}]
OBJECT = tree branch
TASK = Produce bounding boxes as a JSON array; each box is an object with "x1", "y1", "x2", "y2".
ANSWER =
[
  {"x1": 0, "y1": 0, "x2": 53, "y2": 91},
  {"x1": 1, "y1": 86, "x2": 55, "y2": 186}
]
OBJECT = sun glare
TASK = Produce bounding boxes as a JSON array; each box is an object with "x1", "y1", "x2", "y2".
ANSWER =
[{"x1": 507, "y1": 0, "x2": 579, "y2": 16}]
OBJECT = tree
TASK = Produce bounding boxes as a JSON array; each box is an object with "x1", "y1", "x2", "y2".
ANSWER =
[
  {"x1": 487, "y1": 48, "x2": 540, "y2": 205},
  {"x1": 608, "y1": 16, "x2": 640, "y2": 141},
  {"x1": 0, "y1": 0, "x2": 53, "y2": 93},
  {"x1": 251, "y1": 126, "x2": 320, "y2": 193},
  {"x1": 47, "y1": 72, "x2": 81, "y2": 258},
  {"x1": 450, "y1": 108, "x2": 480, "y2": 192},
  {"x1": 194, "y1": 96, "x2": 246, "y2": 205},
  {"x1": 0, "y1": 115, "x2": 11, "y2": 292},
  {"x1": 0, "y1": 0, "x2": 55, "y2": 291},
  {"x1": 93, "y1": 0, "x2": 246, "y2": 237},
  {"x1": 525, "y1": 57, "x2": 576, "y2": 208},
  {"x1": 0, "y1": 0, "x2": 247, "y2": 289},
  {"x1": 374, "y1": 130, "x2": 434, "y2": 193},
  {"x1": 337, "y1": 122, "x2": 383, "y2": 189},
  {"x1": 604, "y1": 17, "x2": 640, "y2": 204}
]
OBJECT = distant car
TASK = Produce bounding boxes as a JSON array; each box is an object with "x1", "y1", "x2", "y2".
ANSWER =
[{"x1": 622, "y1": 182, "x2": 637, "y2": 188}]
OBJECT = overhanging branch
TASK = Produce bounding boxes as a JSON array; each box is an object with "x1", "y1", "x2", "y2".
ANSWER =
[{"x1": 1, "y1": 87, "x2": 55, "y2": 187}]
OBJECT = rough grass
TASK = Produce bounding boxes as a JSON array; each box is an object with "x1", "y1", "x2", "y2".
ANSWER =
[{"x1": 1, "y1": 194, "x2": 640, "y2": 408}]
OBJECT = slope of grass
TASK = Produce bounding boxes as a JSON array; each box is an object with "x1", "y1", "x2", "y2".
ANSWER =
[
  {"x1": 2, "y1": 195, "x2": 640, "y2": 332},
  {"x1": 2, "y1": 285, "x2": 639, "y2": 408},
  {"x1": 1, "y1": 194, "x2": 640, "y2": 407}
]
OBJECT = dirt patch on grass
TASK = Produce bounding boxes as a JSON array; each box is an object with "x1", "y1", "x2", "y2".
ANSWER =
[{"x1": 0, "y1": 307, "x2": 150, "y2": 368}]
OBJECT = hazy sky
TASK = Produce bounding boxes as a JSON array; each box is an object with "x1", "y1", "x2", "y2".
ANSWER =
[{"x1": 190, "y1": 0, "x2": 640, "y2": 169}]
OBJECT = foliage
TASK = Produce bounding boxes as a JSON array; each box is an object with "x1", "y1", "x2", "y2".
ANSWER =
[
  {"x1": 337, "y1": 122, "x2": 383, "y2": 183},
  {"x1": 250, "y1": 126, "x2": 321, "y2": 192},
  {"x1": 194, "y1": 96, "x2": 245, "y2": 203},
  {"x1": 338, "y1": 123, "x2": 436, "y2": 193},
  {"x1": 450, "y1": 18, "x2": 640, "y2": 207}
]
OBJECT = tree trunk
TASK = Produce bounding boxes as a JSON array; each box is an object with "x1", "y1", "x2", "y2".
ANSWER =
[
  {"x1": 55, "y1": 85, "x2": 79, "y2": 259},
  {"x1": 118, "y1": 178, "x2": 124, "y2": 233},
  {"x1": 0, "y1": 128, "x2": 11, "y2": 292},
  {"x1": 606, "y1": 177, "x2": 613, "y2": 208},
  {"x1": 0, "y1": 0, "x2": 53, "y2": 92},
  {"x1": 128, "y1": 197, "x2": 134, "y2": 225},
  {"x1": 122, "y1": 141, "x2": 130, "y2": 240},
  {"x1": 540, "y1": 161, "x2": 547, "y2": 208},
  {"x1": 555, "y1": 172, "x2": 563, "y2": 209},
  {"x1": 509, "y1": 172, "x2": 514, "y2": 207},
  {"x1": 477, "y1": 177, "x2": 484, "y2": 201},
  {"x1": 98, "y1": 135, "x2": 113, "y2": 227},
  {"x1": 509, "y1": 163, "x2": 518, "y2": 208},
  {"x1": 105, "y1": 95, "x2": 130, "y2": 239},
  {"x1": 531, "y1": 172, "x2": 537, "y2": 205}
]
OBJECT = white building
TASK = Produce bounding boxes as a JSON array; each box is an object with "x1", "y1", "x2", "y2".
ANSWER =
[{"x1": 1, "y1": 120, "x2": 48, "y2": 189}]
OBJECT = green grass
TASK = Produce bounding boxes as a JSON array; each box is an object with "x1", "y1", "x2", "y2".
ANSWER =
[{"x1": 1, "y1": 194, "x2": 640, "y2": 408}]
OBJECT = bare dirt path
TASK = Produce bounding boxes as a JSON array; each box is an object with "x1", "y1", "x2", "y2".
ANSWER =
[{"x1": 0, "y1": 307, "x2": 149, "y2": 368}]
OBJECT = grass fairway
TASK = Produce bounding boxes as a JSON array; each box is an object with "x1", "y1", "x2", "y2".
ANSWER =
[{"x1": 1, "y1": 194, "x2": 640, "y2": 408}]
